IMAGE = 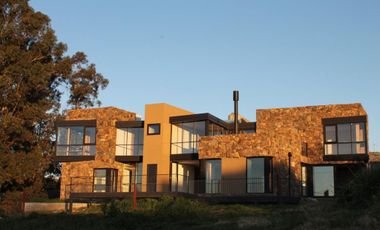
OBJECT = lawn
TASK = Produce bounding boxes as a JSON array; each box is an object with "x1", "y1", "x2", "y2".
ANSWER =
[{"x1": 1, "y1": 197, "x2": 379, "y2": 230}]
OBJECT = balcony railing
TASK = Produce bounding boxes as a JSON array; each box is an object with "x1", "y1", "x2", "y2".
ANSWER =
[
  {"x1": 115, "y1": 144, "x2": 143, "y2": 156},
  {"x1": 64, "y1": 175, "x2": 300, "y2": 199},
  {"x1": 170, "y1": 141, "x2": 199, "y2": 155},
  {"x1": 56, "y1": 145, "x2": 96, "y2": 156}
]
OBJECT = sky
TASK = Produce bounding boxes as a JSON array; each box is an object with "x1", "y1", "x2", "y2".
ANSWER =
[{"x1": 30, "y1": 0, "x2": 380, "y2": 151}]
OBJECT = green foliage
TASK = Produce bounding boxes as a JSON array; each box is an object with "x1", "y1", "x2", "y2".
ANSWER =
[
  {"x1": 154, "y1": 196, "x2": 208, "y2": 218},
  {"x1": 102, "y1": 196, "x2": 209, "y2": 220},
  {"x1": 102, "y1": 199, "x2": 132, "y2": 216},
  {"x1": 338, "y1": 168, "x2": 380, "y2": 208},
  {"x1": 0, "y1": 0, "x2": 108, "y2": 212},
  {"x1": 2, "y1": 200, "x2": 380, "y2": 230}
]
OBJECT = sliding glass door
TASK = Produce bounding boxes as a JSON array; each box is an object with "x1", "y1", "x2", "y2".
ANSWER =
[
  {"x1": 313, "y1": 166, "x2": 334, "y2": 197},
  {"x1": 205, "y1": 160, "x2": 221, "y2": 193},
  {"x1": 247, "y1": 157, "x2": 272, "y2": 193}
]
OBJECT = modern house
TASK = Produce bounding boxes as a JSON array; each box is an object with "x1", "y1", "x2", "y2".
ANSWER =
[{"x1": 55, "y1": 95, "x2": 370, "y2": 202}]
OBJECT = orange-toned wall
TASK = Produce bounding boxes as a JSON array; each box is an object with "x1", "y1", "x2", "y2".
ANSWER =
[
  {"x1": 142, "y1": 103, "x2": 192, "y2": 192},
  {"x1": 221, "y1": 158, "x2": 246, "y2": 194},
  {"x1": 60, "y1": 107, "x2": 136, "y2": 199},
  {"x1": 199, "y1": 103, "x2": 368, "y2": 196}
]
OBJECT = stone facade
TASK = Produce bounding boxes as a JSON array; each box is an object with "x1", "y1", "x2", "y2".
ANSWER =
[
  {"x1": 199, "y1": 103, "x2": 368, "y2": 196},
  {"x1": 60, "y1": 107, "x2": 136, "y2": 199}
]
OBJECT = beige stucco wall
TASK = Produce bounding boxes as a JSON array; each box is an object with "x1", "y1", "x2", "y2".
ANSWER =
[
  {"x1": 142, "y1": 103, "x2": 192, "y2": 192},
  {"x1": 221, "y1": 158, "x2": 246, "y2": 194}
]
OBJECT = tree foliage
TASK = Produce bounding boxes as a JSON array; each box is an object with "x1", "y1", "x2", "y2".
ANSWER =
[{"x1": 0, "y1": 0, "x2": 108, "y2": 197}]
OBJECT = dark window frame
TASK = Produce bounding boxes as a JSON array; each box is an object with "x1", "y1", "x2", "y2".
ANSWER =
[
  {"x1": 205, "y1": 159, "x2": 222, "y2": 194},
  {"x1": 147, "y1": 123, "x2": 161, "y2": 135},
  {"x1": 323, "y1": 122, "x2": 367, "y2": 156},
  {"x1": 56, "y1": 126, "x2": 96, "y2": 156},
  {"x1": 92, "y1": 168, "x2": 118, "y2": 193},
  {"x1": 246, "y1": 157, "x2": 273, "y2": 194},
  {"x1": 311, "y1": 165, "x2": 336, "y2": 198},
  {"x1": 170, "y1": 121, "x2": 207, "y2": 155},
  {"x1": 115, "y1": 127, "x2": 144, "y2": 156}
]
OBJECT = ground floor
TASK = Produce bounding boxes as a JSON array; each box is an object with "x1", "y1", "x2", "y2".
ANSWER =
[{"x1": 61, "y1": 157, "x2": 366, "y2": 201}]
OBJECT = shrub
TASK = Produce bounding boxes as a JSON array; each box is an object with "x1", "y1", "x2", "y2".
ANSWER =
[
  {"x1": 338, "y1": 168, "x2": 380, "y2": 208},
  {"x1": 101, "y1": 196, "x2": 209, "y2": 219},
  {"x1": 102, "y1": 199, "x2": 132, "y2": 216},
  {"x1": 154, "y1": 196, "x2": 208, "y2": 219}
]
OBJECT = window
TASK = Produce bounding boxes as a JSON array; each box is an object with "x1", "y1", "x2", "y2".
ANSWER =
[
  {"x1": 116, "y1": 127, "x2": 144, "y2": 156},
  {"x1": 208, "y1": 123, "x2": 227, "y2": 136},
  {"x1": 205, "y1": 159, "x2": 221, "y2": 194},
  {"x1": 120, "y1": 163, "x2": 143, "y2": 192},
  {"x1": 135, "y1": 162, "x2": 143, "y2": 192},
  {"x1": 313, "y1": 166, "x2": 334, "y2": 197},
  {"x1": 171, "y1": 121, "x2": 206, "y2": 154},
  {"x1": 147, "y1": 124, "x2": 160, "y2": 135},
  {"x1": 171, "y1": 162, "x2": 194, "y2": 193},
  {"x1": 247, "y1": 158, "x2": 272, "y2": 193},
  {"x1": 93, "y1": 169, "x2": 118, "y2": 193},
  {"x1": 301, "y1": 166, "x2": 307, "y2": 196},
  {"x1": 324, "y1": 122, "x2": 366, "y2": 155},
  {"x1": 56, "y1": 126, "x2": 96, "y2": 156}
]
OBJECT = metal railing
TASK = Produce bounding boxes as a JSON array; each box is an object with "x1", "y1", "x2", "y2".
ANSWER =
[
  {"x1": 56, "y1": 145, "x2": 96, "y2": 156},
  {"x1": 64, "y1": 174, "x2": 301, "y2": 199}
]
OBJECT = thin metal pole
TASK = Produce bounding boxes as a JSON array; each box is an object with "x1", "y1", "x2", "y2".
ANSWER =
[
  {"x1": 233, "y1": 91, "x2": 239, "y2": 134},
  {"x1": 288, "y1": 152, "x2": 292, "y2": 197}
]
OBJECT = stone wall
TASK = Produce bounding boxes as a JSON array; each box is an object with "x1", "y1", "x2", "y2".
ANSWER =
[
  {"x1": 60, "y1": 107, "x2": 136, "y2": 199},
  {"x1": 199, "y1": 103, "x2": 367, "y2": 196}
]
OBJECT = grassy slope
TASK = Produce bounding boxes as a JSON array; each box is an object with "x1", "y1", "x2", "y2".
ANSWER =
[{"x1": 1, "y1": 200, "x2": 379, "y2": 230}]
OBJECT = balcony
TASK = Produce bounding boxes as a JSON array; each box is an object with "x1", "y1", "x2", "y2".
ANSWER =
[
  {"x1": 115, "y1": 124, "x2": 144, "y2": 162},
  {"x1": 56, "y1": 145, "x2": 96, "y2": 162},
  {"x1": 323, "y1": 116, "x2": 368, "y2": 162},
  {"x1": 55, "y1": 121, "x2": 96, "y2": 162}
]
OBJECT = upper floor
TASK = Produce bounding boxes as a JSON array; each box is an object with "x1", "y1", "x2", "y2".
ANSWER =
[{"x1": 55, "y1": 102, "x2": 369, "y2": 164}]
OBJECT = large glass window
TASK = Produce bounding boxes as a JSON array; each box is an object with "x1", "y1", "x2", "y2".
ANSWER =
[
  {"x1": 324, "y1": 122, "x2": 366, "y2": 155},
  {"x1": 205, "y1": 159, "x2": 221, "y2": 194},
  {"x1": 208, "y1": 123, "x2": 228, "y2": 136},
  {"x1": 171, "y1": 162, "x2": 194, "y2": 193},
  {"x1": 116, "y1": 128, "x2": 144, "y2": 156},
  {"x1": 247, "y1": 158, "x2": 272, "y2": 193},
  {"x1": 56, "y1": 126, "x2": 96, "y2": 156},
  {"x1": 93, "y1": 168, "x2": 118, "y2": 193},
  {"x1": 171, "y1": 121, "x2": 206, "y2": 154},
  {"x1": 313, "y1": 166, "x2": 334, "y2": 197}
]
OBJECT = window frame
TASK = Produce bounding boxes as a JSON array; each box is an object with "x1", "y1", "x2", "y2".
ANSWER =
[
  {"x1": 147, "y1": 123, "x2": 161, "y2": 135},
  {"x1": 92, "y1": 168, "x2": 118, "y2": 193},
  {"x1": 246, "y1": 157, "x2": 273, "y2": 194},
  {"x1": 115, "y1": 127, "x2": 144, "y2": 156},
  {"x1": 205, "y1": 159, "x2": 222, "y2": 194},
  {"x1": 170, "y1": 121, "x2": 206, "y2": 155},
  {"x1": 312, "y1": 165, "x2": 335, "y2": 197},
  {"x1": 323, "y1": 122, "x2": 367, "y2": 156},
  {"x1": 56, "y1": 126, "x2": 96, "y2": 156}
]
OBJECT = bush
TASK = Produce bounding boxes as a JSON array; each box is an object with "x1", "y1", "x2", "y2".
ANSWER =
[
  {"x1": 154, "y1": 196, "x2": 208, "y2": 219},
  {"x1": 102, "y1": 199, "x2": 132, "y2": 216},
  {"x1": 338, "y1": 168, "x2": 380, "y2": 208},
  {"x1": 101, "y1": 196, "x2": 209, "y2": 219}
]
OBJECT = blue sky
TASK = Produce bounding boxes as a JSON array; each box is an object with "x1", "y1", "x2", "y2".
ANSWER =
[{"x1": 30, "y1": 1, "x2": 380, "y2": 151}]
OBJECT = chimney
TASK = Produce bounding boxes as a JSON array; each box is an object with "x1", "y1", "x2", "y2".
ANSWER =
[{"x1": 233, "y1": 90, "x2": 239, "y2": 134}]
